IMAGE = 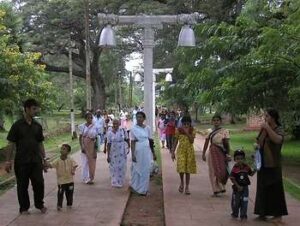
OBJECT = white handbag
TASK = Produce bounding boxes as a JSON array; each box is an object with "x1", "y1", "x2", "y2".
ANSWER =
[{"x1": 254, "y1": 148, "x2": 262, "y2": 171}]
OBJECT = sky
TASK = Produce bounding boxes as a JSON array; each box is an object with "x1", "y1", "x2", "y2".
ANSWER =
[{"x1": 125, "y1": 52, "x2": 143, "y2": 72}]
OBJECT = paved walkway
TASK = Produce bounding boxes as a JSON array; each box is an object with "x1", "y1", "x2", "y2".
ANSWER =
[
  {"x1": 0, "y1": 150, "x2": 130, "y2": 226},
  {"x1": 162, "y1": 134, "x2": 300, "y2": 226}
]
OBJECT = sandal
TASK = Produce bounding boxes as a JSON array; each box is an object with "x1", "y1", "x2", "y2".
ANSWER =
[
  {"x1": 178, "y1": 185, "x2": 184, "y2": 193},
  {"x1": 185, "y1": 188, "x2": 191, "y2": 195}
]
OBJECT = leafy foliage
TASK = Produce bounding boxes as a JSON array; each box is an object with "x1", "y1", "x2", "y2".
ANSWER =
[
  {"x1": 0, "y1": 3, "x2": 57, "y2": 114},
  {"x1": 162, "y1": 0, "x2": 300, "y2": 135}
]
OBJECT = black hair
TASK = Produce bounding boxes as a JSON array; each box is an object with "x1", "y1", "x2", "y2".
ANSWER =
[
  {"x1": 266, "y1": 108, "x2": 281, "y2": 126},
  {"x1": 234, "y1": 149, "x2": 245, "y2": 160},
  {"x1": 23, "y1": 98, "x2": 39, "y2": 110},
  {"x1": 62, "y1": 144, "x2": 71, "y2": 153},
  {"x1": 212, "y1": 114, "x2": 222, "y2": 121},
  {"x1": 181, "y1": 116, "x2": 192, "y2": 124},
  {"x1": 136, "y1": 111, "x2": 146, "y2": 119},
  {"x1": 85, "y1": 111, "x2": 93, "y2": 119}
]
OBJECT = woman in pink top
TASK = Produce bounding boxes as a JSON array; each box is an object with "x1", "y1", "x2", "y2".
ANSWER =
[{"x1": 157, "y1": 113, "x2": 167, "y2": 148}]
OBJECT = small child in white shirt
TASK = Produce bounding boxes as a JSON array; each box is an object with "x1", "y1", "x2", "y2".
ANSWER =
[{"x1": 49, "y1": 144, "x2": 78, "y2": 211}]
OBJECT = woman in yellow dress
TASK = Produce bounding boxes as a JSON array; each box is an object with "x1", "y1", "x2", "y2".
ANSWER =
[{"x1": 171, "y1": 116, "x2": 197, "y2": 195}]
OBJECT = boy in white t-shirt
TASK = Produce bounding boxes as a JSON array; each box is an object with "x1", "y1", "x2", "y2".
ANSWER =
[{"x1": 49, "y1": 144, "x2": 78, "y2": 210}]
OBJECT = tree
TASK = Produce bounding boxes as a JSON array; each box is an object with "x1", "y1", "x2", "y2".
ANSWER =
[
  {"x1": 165, "y1": 0, "x2": 300, "y2": 134},
  {"x1": 12, "y1": 0, "x2": 173, "y2": 110},
  {"x1": 0, "y1": 2, "x2": 57, "y2": 120}
]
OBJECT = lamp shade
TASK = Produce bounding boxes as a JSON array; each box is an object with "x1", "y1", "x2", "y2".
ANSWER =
[
  {"x1": 178, "y1": 25, "x2": 195, "y2": 47},
  {"x1": 165, "y1": 73, "x2": 172, "y2": 82},
  {"x1": 99, "y1": 24, "x2": 116, "y2": 47},
  {"x1": 134, "y1": 73, "x2": 142, "y2": 82}
]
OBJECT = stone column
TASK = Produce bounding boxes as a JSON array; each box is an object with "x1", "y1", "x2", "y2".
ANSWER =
[{"x1": 143, "y1": 26, "x2": 155, "y2": 133}]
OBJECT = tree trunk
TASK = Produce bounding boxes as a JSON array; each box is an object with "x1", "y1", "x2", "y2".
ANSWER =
[
  {"x1": 91, "y1": 53, "x2": 106, "y2": 110},
  {"x1": 194, "y1": 104, "x2": 199, "y2": 122}
]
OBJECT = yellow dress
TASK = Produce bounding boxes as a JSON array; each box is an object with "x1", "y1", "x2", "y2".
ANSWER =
[{"x1": 175, "y1": 130, "x2": 197, "y2": 174}]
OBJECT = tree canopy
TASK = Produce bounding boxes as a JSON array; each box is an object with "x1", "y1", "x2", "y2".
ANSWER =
[
  {"x1": 0, "y1": 2, "x2": 57, "y2": 114},
  {"x1": 162, "y1": 0, "x2": 300, "y2": 133}
]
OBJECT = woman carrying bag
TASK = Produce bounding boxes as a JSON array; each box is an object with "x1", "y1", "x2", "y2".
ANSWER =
[{"x1": 254, "y1": 109, "x2": 288, "y2": 223}]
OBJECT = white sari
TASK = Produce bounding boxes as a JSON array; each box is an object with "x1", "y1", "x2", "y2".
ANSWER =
[{"x1": 130, "y1": 124, "x2": 153, "y2": 195}]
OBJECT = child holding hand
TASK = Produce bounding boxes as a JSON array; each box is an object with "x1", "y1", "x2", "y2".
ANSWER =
[{"x1": 48, "y1": 144, "x2": 78, "y2": 211}]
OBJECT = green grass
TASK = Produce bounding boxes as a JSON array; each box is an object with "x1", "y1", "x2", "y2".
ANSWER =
[
  {"x1": 196, "y1": 123, "x2": 246, "y2": 134},
  {"x1": 44, "y1": 132, "x2": 81, "y2": 159},
  {"x1": 230, "y1": 131, "x2": 257, "y2": 152},
  {"x1": 0, "y1": 132, "x2": 8, "y2": 148},
  {"x1": 154, "y1": 134, "x2": 162, "y2": 167},
  {"x1": 283, "y1": 178, "x2": 300, "y2": 201}
]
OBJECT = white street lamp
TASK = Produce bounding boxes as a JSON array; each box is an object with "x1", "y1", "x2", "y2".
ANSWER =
[
  {"x1": 99, "y1": 24, "x2": 116, "y2": 47},
  {"x1": 165, "y1": 72, "x2": 173, "y2": 82},
  {"x1": 134, "y1": 73, "x2": 142, "y2": 82},
  {"x1": 98, "y1": 13, "x2": 201, "y2": 133},
  {"x1": 178, "y1": 24, "x2": 196, "y2": 47}
]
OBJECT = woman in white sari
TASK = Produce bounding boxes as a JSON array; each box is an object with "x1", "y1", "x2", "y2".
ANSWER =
[
  {"x1": 79, "y1": 112, "x2": 98, "y2": 184},
  {"x1": 130, "y1": 112, "x2": 156, "y2": 195},
  {"x1": 106, "y1": 119, "x2": 130, "y2": 188}
]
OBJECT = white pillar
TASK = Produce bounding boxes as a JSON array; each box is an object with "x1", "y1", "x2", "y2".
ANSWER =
[
  {"x1": 153, "y1": 74, "x2": 156, "y2": 132},
  {"x1": 69, "y1": 48, "x2": 75, "y2": 136},
  {"x1": 143, "y1": 26, "x2": 154, "y2": 134},
  {"x1": 85, "y1": 0, "x2": 92, "y2": 110}
]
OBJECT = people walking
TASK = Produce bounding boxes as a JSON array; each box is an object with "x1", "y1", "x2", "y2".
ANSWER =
[
  {"x1": 106, "y1": 119, "x2": 130, "y2": 188},
  {"x1": 230, "y1": 149, "x2": 256, "y2": 220},
  {"x1": 48, "y1": 144, "x2": 78, "y2": 211},
  {"x1": 254, "y1": 108, "x2": 288, "y2": 223},
  {"x1": 5, "y1": 98, "x2": 48, "y2": 214},
  {"x1": 171, "y1": 116, "x2": 197, "y2": 195},
  {"x1": 157, "y1": 113, "x2": 167, "y2": 148},
  {"x1": 130, "y1": 112, "x2": 156, "y2": 195},
  {"x1": 94, "y1": 109, "x2": 105, "y2": 151},
  {"x1": 165, "y1": 111, "x2": 176, "y2": 152},
  {"x1": 132, "y1": 106, "x2": 138, "y2": 125},
  {"x1": 202, "y1": 114, "x2": 231, "y2": 196},
  {"x1": 79, "y1": 112, "x2": 98, "y2": 184}
]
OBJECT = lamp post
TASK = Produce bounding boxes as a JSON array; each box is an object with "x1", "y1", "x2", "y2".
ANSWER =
[
  {"x1": 68, "y1": 39, "x2": 79, "y2": 139},
  {"x1": 129, "y1": 71, "x2": 133, "y2": 107},
  {"x1": 84, "y1": 0, "x2": 92, "y2": 110},
  {"x1": 68, "y1": 45, "x2": 75, "y2": 138},
  {"x1": 98, "y1": 13, "x2": 201, "y2": 133},
  {"x1": 133, "y1": 68, "x2": 173, "y2": 131}
]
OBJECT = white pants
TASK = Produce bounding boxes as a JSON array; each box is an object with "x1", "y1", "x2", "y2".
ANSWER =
[{"x1": 81, "y1": 153, "x2": 90, "y2": 182}]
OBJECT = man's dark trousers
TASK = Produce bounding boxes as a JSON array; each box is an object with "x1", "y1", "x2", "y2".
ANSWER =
[{"x1": 14, "y1": 161, "x2": 44, "y2": 212}]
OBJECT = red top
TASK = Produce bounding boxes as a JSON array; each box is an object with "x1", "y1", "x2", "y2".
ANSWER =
[{"x1": 165, "y1": 120, "x2": 176, "y2": 135}]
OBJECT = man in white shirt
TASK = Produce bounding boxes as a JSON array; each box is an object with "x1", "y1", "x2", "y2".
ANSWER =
[{"x1": 94, "y1": 109, "x2": 105, "y2": 150}]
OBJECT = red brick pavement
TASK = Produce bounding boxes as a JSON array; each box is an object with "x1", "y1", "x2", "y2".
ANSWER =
[
  {"x1": 161, "y1": 134, "x2": 300, "y2": 226},
  {"x1": 0, "y1": 151, "x2": 130, "y2": 226}
]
